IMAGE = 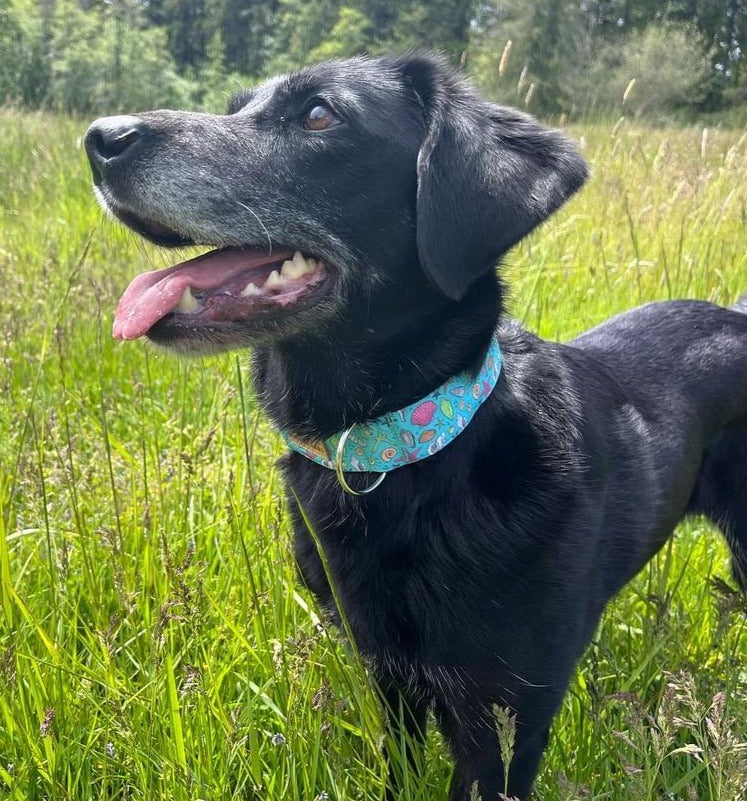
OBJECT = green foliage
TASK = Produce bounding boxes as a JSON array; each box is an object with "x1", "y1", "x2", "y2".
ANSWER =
[
  {"x1": 263, "y1": 0, "x2": 340, "y2": 76},
  {"x1": 187, "y1": 31, "x2": 249, "y2": 114},
  {"x1": 307, "y1": 7, "x2": 374, "y2": 64},
  {"x1": 389, "y1": 0, "x2": 474, "y2": 59},
  {"x1": 468, "y1": 0, "x2": 743, "y2": 118},
  {"x1": 468, "y1": 1, "x2": 531, "y2": 106},
  {"x1": 47, "y1": 0, "x2": 194, "y2": 114},
  {"x1": 159, "y1": 0, "x2": 213, "y2": 72},
  {"x1": 589, "y1": 24, "x2": 715, "y2": 118},
  {"x1": 1, "y1": 109, "x2": 747, "y2": 801},
  {"x1": 10, "y1": 0, "x2": 53, "y2": 107},
  {"x1": 469, "y1": 0, "x2": 592, "y2": 115},
  {"x1": 220, "y1": 0, "x2": 273, "y2": 75},
  {"x1": 1, "y1": 0, "x2": 745, "y2": 119},
  {"x1": 525, "y1": 0, "x2": 583, "y2": 113},
  {"x1": 0, "y1": 0, "x2": 22, "y2": 102},
  {"x1": 6, "y1": 0, "x2": 195, "y2": 113}
]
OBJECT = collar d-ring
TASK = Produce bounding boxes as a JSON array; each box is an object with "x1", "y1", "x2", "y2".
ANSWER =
[{"x1": 334, "y1": 426, "x2": 387, "y2": 495}]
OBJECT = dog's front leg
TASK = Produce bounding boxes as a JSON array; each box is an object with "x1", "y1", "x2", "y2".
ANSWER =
[
  {"x1": 437, "y1": 698, "x2": 551, "y2": 801},
  {"x1": 374, "y1": 668, "x2": 431, "y2": 800}
]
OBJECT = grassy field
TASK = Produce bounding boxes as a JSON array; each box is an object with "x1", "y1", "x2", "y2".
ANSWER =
[{"x1": 1, "y1": 109, "x2": 746, "y2": 801}]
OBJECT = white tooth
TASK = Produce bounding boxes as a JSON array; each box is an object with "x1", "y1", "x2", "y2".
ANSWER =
[
  {"x1": 264, "y1": 269, "x2": 283, "y2": 288},
  {"x1": 176, "y1": 286, "x2": 200, "y2": 313},
  {"x1": 280, "y1": 252, "x2": 316, "y2": 280},
  {"x1": 292, "y1": 250, "x2": 309, "y2": 273},
  {"x1": 280, "y1": 259, "x2": 302, "y2": 280},
  {"x1": 241, "y1": 281, "x2": 261, "y2": 296}
]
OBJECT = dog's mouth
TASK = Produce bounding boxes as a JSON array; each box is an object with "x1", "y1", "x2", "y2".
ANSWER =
[
  {"x1": 113, "y1": 245, "x2": 327, "y2": 341},
  {"x1": 103, "y1": 198, "x2": 330, "y2": 341}
]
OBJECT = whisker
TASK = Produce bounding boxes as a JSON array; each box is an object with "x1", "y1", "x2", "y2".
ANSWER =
[{"x1": 236, "y1": 200, "x2": 273, "y2": 253}]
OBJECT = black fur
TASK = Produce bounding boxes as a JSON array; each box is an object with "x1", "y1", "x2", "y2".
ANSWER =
[{"x1": 84, "y1": 54, "x2": 747, "y2": 799}]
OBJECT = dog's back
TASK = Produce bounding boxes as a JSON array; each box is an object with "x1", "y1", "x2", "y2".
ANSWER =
[
  {"x1": 572, "y1": 298, "x2": 747, "y2": 588},
  {"x1": 571, "y1": 299, "x2": 747, "y2": 435}
]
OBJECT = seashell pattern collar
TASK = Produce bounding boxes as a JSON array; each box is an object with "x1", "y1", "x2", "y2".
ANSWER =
[{"x1": 281, "y1": 335, "x2": 502, "y2": 483}]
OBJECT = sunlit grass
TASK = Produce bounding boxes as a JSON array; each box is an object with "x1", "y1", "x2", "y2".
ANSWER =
[{"x1": 1, "y1": 109, "x2": 746, "y2": 800}]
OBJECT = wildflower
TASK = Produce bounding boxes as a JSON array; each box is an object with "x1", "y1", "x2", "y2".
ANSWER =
[
  {"x1": 40, "y1": 708, "x2": 55, "y2": 738},
  {"x1": 181, "y1": 664, "x2": 201, "y2": 695}
]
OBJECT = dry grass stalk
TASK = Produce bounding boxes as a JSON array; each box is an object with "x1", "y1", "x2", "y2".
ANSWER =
[{"x1": 499, "y1": 40, "x2": 512, "y2": 78}]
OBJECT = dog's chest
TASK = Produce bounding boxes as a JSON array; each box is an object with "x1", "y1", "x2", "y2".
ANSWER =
[
  {"x1": 289, "y1": 486, "x2": 430, "y2": 655},
  {"x1": 282, "y1": 459, "x2": 521, "y2": 666}
]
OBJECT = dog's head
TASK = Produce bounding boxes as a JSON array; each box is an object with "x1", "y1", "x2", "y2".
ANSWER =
[{"x1": 85, "y1": 54, "x2": 587, "y2": 354}]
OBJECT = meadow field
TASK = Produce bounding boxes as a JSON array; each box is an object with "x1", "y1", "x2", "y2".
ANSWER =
[{"x1": 0, "y1": 110, "x2": 746, "y2": 801}]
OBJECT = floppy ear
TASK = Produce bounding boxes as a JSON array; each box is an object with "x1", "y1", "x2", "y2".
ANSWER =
[{"x1": 398, "y1": 54, "x2": 588, "y2": 301}]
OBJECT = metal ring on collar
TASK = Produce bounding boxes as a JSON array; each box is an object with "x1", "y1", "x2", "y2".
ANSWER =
[{"x1": 334, "y1": 425, "x2": 387, "y2": 495}]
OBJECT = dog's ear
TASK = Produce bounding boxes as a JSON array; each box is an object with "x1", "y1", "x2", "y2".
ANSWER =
[{"x1": 397, "y1": 54, "x2": 588, "y2": 301}]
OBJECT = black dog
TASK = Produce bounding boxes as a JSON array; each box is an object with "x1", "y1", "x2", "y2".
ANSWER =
[{"x1": 84, "y1": 54, "x2": 747, "y2": 800}]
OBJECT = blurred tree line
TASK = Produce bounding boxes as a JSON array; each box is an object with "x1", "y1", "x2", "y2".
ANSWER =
[{"x1": 0, "y1": 0, "x2": 745, "y2": 119}]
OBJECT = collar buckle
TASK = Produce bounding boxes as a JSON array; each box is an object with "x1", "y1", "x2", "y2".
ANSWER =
[{"x1": 334, "y1": 426, "x2": 387, "y2": 495}]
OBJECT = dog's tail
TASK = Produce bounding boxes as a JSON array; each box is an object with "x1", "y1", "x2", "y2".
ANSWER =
[{"x1": 732, "y1": 291, "x2": 747, "y2": 313}]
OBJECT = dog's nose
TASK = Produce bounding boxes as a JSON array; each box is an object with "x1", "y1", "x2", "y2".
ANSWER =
[{"x1": 84, "y1": 115, "x2": 145, "y2": 178}]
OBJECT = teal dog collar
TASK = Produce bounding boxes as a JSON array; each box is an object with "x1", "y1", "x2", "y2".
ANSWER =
[{"x1": 282, "y1": 335, "x2": 502, "y2": 492}]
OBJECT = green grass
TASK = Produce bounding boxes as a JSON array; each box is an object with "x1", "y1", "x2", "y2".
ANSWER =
[{"x1": 1, "y1": 109, "x2": 746, "y2": 801}]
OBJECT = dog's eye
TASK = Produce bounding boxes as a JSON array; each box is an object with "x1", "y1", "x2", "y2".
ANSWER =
[{"x1": 303, "y1": 103, "x2": 340, "y2": 131}]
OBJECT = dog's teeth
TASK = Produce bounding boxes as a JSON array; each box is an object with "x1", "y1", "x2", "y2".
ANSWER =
[
  {"x1": 264, "y1": 269, "x2": 284, "y2": 288},
  {"x1": 176, "y1": 286, "x2": 200, "y2": 313},
  {"x1": 280, "y1": 259, "x2": 300, "y2": 279},
  {"x1": 241, "y1": 281, "x2": 261, "y2": 297},
  {"x1": 292, "y1": 250, "x2": 308, "y2": 272},
  {"x1": 281, "y1": 252, "x2": 315, "y2": 280}
]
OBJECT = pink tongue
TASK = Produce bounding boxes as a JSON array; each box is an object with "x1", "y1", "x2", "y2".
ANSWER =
[{"x1": 113, "y1": 248, "x2": 292, "y2": 340}]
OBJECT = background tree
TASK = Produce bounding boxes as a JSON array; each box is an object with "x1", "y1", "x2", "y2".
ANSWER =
[
  {"x1": 390, "y1": 0, "x2": 474, "y2": 58},
  {"x1": 525, "y1": 0, "x2": 583, "y2": 112},
  {"x1": 160, "y1": 0, "x2": 214, "y2": 72},
  {"x1": 263, "y1": 0, "x2": 339, "y2": 74},
  {"x1": 220, "y1": 0, "x2": 276, "y2": 76},
  {"x1": 0, "y1": 0, "x2": 23, "y2": 102},
  {"x1": 0, "y1": 0, "x2": 744, "y2": 118},
  {"x1": 306, "y1": 6, "x2": 374, "y2": 62}
]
